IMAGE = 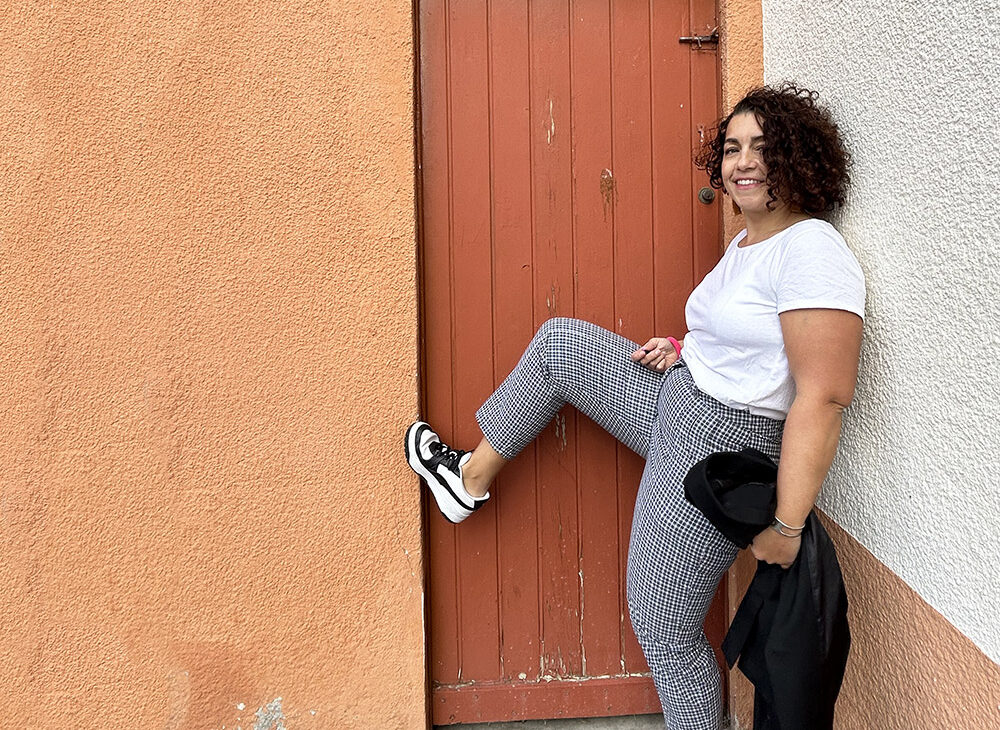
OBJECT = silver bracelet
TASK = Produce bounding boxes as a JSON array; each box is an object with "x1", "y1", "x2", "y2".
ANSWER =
[
  {"x1": 773, "y1": 515, "x2": 805, "y2": 531},
  {"x1": 770, "y1": 516, "x2": 805, "y2": 538},
  {"x1": 770, "y1": 523, "x2": 802, "y2": 538}
]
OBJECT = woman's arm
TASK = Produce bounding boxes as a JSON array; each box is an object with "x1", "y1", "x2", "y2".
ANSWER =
[{"x1": 750, "y1": 308, "x2": 863, "y2": 568}]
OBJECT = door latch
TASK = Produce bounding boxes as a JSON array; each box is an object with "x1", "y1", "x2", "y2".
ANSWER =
[{"x1": 679, "y1": 27, "x2": 719, "y2": 49}]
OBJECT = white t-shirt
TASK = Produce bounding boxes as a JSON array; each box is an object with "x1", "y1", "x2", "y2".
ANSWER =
[{"x1": 682, "y1": 218, "x2": 865, "y2": 420}]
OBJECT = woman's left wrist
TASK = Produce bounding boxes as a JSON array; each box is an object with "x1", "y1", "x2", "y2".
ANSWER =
[{"x1": 770, "y1": 514, "x2": 805, "y2": 538}]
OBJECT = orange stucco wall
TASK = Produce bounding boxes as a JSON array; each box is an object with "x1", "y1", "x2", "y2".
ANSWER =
[
  {"x1": 821, "y1": 514, "x2": 1000, "y2": 729},
  {"x1": 1, "y1": 2, "x2": 423, "y2": 728},
  {"x1": 718, "y1": 0, "x2": 764, "y2": 247}
]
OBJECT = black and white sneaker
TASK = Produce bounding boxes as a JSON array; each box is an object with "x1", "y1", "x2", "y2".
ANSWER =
[{"x1": 405, "y1": 421, "x2": 490, "y2": 523}]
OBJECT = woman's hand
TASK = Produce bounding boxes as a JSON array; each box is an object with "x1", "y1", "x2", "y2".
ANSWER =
[
  {"x1": 750, "y1": 526, "x2": 801, "y2": 569},
  {"x1": 630, "y1": 337, "x2": 681, "y2": 372}
]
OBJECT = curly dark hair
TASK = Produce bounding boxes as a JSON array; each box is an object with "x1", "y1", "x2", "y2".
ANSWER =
[{"x1": 695, "y1": 83, "x2": 851, "y2": 214}]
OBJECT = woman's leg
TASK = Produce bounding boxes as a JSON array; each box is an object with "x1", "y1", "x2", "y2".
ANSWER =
[
  {"x1": 628, "y1": 453, "x2": 738, "y2": 730},
  {"x1": 627, "y1": 365, "x2": 784, "y2": 729},
  {"x1": 408, "y1": 317, "x2": 666, "y2": 521},
  {"x1": 475, "y1": 316, "x2": 665, "y2": 461},
  {"x1": 460, "y1": 437, "x2": 505, "y2": 498}
]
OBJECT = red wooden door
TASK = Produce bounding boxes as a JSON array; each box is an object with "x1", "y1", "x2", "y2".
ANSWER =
[{"x1": 417, "y1": 0, "x2": 722, "y2": 724}]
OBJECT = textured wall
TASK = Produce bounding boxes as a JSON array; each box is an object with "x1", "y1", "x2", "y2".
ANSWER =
[
  {"x1": 718, "y1": 0, "x2": 765, "y2": 244},
  {"x1": 821, "y1": 514, "x2": 1000, "y2": 729},
  {"x1": 0, "y1": 2, "x2": 423, "y2": 728},
  {"x1": 763, "y1": 0, "x2": 1000, "y2": 664}
]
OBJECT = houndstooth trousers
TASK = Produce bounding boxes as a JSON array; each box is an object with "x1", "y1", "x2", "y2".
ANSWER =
[{"x1": 476, "y1": 317, "x2": 785, "y2": 730}]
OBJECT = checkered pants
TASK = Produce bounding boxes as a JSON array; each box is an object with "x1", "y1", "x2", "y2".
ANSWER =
[{"x1": 476, "y1": 318, "x2": 785, "y2": 730}]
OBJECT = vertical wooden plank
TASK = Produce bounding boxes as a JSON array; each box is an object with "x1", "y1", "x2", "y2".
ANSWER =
[
  {"x1": 448, "y1": 0, "x2": 501, "y2": 682},
  {"x1": 570, "y1": 0, "x2": 621, "y2": 679},
  {"x1": 609, "y1": 0, "x2": 656, "y2": 677},
  {"x1": 618, "y1": 0, "x2": 697, "y2": 676},
  {"x1": 651, "y1": 0, "x2": 695, "y2": 337},
  {"x1": 689, "y1": 0, "x2": 722, "y2": 278},
  {"x1": 690, "y1": 0, "x2": 727, "y2": 700},
  {"x1": 619, "y1": 452, "x2": 647, "y2": 674},
  {"x1": 490, "y1": 0, "x2": 542, "y2": 684},
  {"x1": 610, "y1": 0, "x2": 654, "y2": 341},
  {"x1": 419, "y1": 0, "x2": 462, "y2": 688},
  {"x1": 569, "y1": 0, "x2": 615, "y2": 333},
  {"x1": 529, "y1": 0, "x2": 581, "y2": 680},
  {"x1": 705, "y1": 581, "x2": 730, "y2": 682}
]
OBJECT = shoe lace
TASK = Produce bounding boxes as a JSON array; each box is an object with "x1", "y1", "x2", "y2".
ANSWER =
[{"x1": 429, "y1": 441, "x2": 465, "y2": 471}]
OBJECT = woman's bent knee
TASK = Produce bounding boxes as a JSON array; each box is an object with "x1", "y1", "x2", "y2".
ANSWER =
[{"x1": 534, "y1": 316, "x2": 578, "y2": 342}]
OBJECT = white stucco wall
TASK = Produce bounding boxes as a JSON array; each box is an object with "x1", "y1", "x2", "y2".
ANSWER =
[{"x1": 762, "y1": 1, "x2": 1000, "y2": 662}]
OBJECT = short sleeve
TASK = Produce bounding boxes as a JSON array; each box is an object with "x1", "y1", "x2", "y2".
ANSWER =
[{"x1": 775, "y1": 225, "x2": 866, "y2": 319}]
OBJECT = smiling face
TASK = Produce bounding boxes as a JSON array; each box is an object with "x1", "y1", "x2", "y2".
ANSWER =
[{"x1": 721, "y1": 112, "x2": 782, "y2": 216}]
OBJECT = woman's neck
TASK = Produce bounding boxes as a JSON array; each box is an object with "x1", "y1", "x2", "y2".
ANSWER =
[{"x1": 741, "y1": 207, "x2": 811, "y2": 246}]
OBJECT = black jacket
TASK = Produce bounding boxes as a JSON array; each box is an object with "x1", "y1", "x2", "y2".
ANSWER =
[{"x1": 685, "y1": 449, "x2": 851, "y2": 730}]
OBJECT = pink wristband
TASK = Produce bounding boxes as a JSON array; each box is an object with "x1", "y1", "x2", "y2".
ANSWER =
[{"x1": 666, "y1": 336, "x2": 682, "y2": 358}]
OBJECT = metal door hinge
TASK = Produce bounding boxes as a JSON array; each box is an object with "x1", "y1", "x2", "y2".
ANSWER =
[{"x1": 679, "y1": 27, "x2": 719, "y2": 49}]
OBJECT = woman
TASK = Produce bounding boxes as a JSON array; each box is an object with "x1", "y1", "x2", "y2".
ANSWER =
[{"x1": 405, "y1": 83, "x2": 864, "y2": 730}]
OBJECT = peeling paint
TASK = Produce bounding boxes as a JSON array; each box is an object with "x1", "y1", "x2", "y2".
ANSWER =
[
  {"x1": 600, "y1": 168, "x2": 616, "y2": 221},
  {"x1": 545, "y1": 283, "x2": 558, "y2": 316},
  {"x1": 253, "y1": 697, "x2": 286, "y2": 730},
  {"x1": 553, "y1": 412, "x2": 567, "y2": 451},
  {"x1": 436, "y1": 671, "x2": 650, "y2": 691},
  {"x1": 621, "y1": 611, "x2": 628, "y2": 672},
  {"x1": 546, "y1": 98, "x2": 555, "y2": 144}
]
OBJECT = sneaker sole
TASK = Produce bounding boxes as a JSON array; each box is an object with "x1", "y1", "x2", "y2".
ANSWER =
[{"x1": 405, "y1": 422, "x2": 473, "y2": 524}]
